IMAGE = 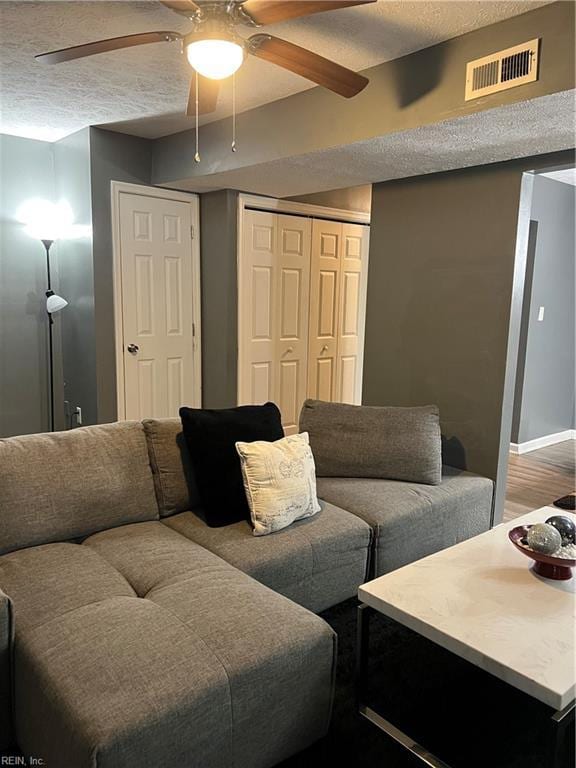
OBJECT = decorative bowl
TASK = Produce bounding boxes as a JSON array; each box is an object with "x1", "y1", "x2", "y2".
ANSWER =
[{"x1": 509, "y1": 525, "x2": 576, "y2": 581}]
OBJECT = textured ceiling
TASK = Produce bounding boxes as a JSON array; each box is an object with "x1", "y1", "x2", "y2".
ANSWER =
[
  {"x1": 540, "y1": 168, "x2": 576, "y2": 186},
  {"x1": 165, "y1": 90, "x2": 575, "y2": 197},
  {"x1": 0, "y1": 0, "x2": 554, "y2": 141}
]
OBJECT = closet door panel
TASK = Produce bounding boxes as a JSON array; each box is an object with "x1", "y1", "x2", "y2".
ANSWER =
[
  {"x1": 239, "y1": 210, "x2": 276, "y2": 405},
  {"x1": 276, "y1": 214, "x2": 311, "y2": 434},
  {"x1": 308, "y1": 219, "x2": 341, "y2": 402},
  {"x1": 335, "y1": 223, "x2": 370, "y2": 404}
]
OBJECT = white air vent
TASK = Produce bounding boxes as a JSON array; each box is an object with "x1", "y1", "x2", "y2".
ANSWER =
[{"x1": 465, "y1": 39, "x2": 540, "y2": 101}]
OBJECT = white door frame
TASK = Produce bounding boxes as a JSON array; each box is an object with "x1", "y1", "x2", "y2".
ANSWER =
[
  {"x1": 237, "y1": 193, "x2": 370, "y2": 406},
  {"x1": 111, "y1": 181, "x2": 202, "y2": 420}
]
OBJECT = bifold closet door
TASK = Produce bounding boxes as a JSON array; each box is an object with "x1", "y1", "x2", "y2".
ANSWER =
[
  {"x1": 239, "y1": 210, "x2": 276, "y2": 407},
  {"x1": 308, "y1": 218, "x2": 369, "y2": 405},
  {"x1": 239, "y1": 209, "x2": 311, "y2": 433},
  {"x1": 276, "y1": 214, "x2": 312, "y2": 433},
  {"x1": 336, "y1": 223, "x2": 370, "y2": 404},
  {"x1": 308, "y1": 219, "x2": 342, "y2": 402}
]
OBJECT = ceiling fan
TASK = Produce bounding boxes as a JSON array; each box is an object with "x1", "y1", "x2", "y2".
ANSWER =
[{"x1": 35, "y1": 0, "x2": 376, "y2": 117}]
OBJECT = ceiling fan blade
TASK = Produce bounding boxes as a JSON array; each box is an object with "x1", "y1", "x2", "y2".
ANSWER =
[
  {"x1": 248, "y1": 34, "x2": 368, "y2": 97},
  {"x1": 35, "y1": 31, "x2": 182, "y2": 64},
  {"x1": 240, "y1": 0, "x2": 375, "y2": 26},
  {"x1": 160, "y1": 0, "x2": 200, "y2": 17},
  {"x1": 186, "y1": 75, "x2": 221, "y2": 116}
]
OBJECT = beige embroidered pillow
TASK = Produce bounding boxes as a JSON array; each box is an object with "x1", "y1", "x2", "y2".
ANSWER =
[{"x1": 235, "y1": 432, "x2": 321, "y2": 536}]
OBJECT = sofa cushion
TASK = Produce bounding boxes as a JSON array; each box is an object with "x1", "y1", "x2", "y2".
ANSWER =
[
  {"x1": 0, "y1": 542, "x2": 135, "y2": 632},
  {"x1": 15, "y1": 597, "x2": 234, "y2": 768},
  {"x1": 83, "y1": 521, "x2": 236, "y2": 597},
  {"x1": 316, "y1": 466, "x2": 493, "y2": 576},
  {"x1": 143, "y1": 418, "x2": 201, "y2": 517},
  {"x1": 0, "y1": 588, "x2": 13, "y2": 751},
  {"x1": 179, "y1": 402, "x2": 284, "y2": 526},
  {"x1": 0, "y1": 422, "x2": 159, "y2": 556},
  {"x1": 162, "y1": 502, "x2": 371, "y2": 613},
  {"x1": 300, "y1": 399, "x2": 442, "y2": 485}
]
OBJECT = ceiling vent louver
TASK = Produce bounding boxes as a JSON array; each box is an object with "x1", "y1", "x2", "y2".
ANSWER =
[{"x1": 465, "y1": 39, "x2": 540, "y2": 101}]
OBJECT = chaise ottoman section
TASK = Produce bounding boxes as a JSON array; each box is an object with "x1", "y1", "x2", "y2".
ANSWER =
[
  {"x1": 1, "y1": 525, "x2": 336, "y2": 768},
  {"x1": 316, "y1": 466, "x2": 494, "y2": 576},
  {"x1": 15, "y1": 596, "x2": 234, "y2": 768},
  {"x1": 83, "y1": 522, "x2": 337, "y2": 768},
  {"x1": 162, "y1": 501, "x2": 372, "y2": 613}
]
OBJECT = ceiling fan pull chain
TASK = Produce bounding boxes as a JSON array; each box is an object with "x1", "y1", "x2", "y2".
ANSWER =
[
  {"x1": 232, "y1": 72, "x2": 237, "y2": 153},
  {"x1": 194, "y1": 69, "x2": 200, "y2": 163}
]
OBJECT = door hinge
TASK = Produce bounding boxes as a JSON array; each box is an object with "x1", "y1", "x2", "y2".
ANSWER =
[
  {"x1": 190, "y1": 224, "x2": 195, "y2": 239},
  {"x1": 192, "y1": 322, "x2": 196, "y2": 337}
]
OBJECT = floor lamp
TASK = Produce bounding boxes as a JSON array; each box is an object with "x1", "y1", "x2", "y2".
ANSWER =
[
  {"x1": 17, "y1": 199, "x2": 71, "y2": 432},
  {"x1": 41, "y1": 238, "x2": 68, "y2": 431}
]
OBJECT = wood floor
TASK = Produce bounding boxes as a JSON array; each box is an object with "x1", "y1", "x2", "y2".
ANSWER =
[{"x1": 503, "y1": 440, "x2": 575, "y2": 522}]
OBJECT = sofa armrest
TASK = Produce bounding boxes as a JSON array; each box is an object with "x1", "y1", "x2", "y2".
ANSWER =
[{"x1": 0, "y1": 588, "x2": 14, "y2": 750}]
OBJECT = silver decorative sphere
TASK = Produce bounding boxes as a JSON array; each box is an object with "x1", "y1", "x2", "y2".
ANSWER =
[{"x1": 527, "y1": 523, "x2": 562, "y2": 555}]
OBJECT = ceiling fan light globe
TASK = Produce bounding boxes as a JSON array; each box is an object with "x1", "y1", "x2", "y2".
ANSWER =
[{"x1": 186, "y1": 39, "x2": 244, "y2": 80}]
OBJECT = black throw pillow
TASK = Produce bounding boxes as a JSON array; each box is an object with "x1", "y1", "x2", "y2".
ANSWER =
[{"x1": 179, "y1": 402, "x2": 284, "y2": 526}]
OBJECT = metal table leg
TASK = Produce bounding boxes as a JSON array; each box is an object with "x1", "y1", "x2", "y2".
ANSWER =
[
  {"x1": 548, "y1": 700, "x2": 575, "y2": 768},
  {"x1": 355, "y1": 603, "x2": 453, "y2": 768}
]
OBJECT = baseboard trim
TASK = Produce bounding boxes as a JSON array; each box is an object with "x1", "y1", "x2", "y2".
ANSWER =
[{"x1": 510, "y1": 430, "x2": 576, "y2": 455}]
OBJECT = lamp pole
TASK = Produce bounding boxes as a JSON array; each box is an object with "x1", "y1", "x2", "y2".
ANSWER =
[{"x1": 42, "y1": 238, "x2": 56, "y2": 432}]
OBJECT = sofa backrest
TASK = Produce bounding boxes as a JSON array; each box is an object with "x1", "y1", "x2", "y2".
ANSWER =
[
  {"x1": 300, "y1": 399, "x2": 442, "y2": 485},
  {"x1": 0, "y1": 421, "x2": 159, "y2": 556},
  {"x1": 142, "y1": 418, "x2": 201, "y2": 517}
]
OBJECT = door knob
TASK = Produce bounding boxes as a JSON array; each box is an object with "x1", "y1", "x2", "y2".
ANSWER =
[
  {"x1": 321, "y1": 345, "x2": 328, "y2": 354},
  {"x1": 127, "y1": 343, "x2": 139, "y2": 355},
  {"x1": 285, "y1": 346, "x2": 294, "y2": 355}
]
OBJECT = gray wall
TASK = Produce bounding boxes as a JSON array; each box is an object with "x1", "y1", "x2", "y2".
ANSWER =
[
  {"x1": 362, "y1": 149, "x2": 575, "y2": 524},
  {"x1": 199, "y1": 189, "x2": 239, "y2": 408},
  {"x1": 287, "y1": 185, "x2": 372, "y2": 214},
  {"x1": 0, "y1": 134, "x2": 55, "y2": 436},
  {"x1": 512, "y1": 175, "x2": 575, "y2": 443},
  {"x1": 89, "y1": 127, "x2": 153, "y2": 423},
  {"x1": 0, "y1": 129, "x2": 153, "y2": 436},
  {"x1": 54, "y1": 128, "x2": 97, "y2": 427}
]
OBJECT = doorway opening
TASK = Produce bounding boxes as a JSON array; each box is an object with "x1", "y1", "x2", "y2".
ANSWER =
[{"x1": 503, "y1": 167, "x2": 575, "y2": 522}]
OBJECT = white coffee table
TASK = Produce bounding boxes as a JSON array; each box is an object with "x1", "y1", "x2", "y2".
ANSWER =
[{"x1": 356, "y1": 506, "x2": 576, "y2": 768}]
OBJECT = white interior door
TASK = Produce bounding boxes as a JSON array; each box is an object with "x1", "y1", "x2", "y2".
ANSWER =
[
  {"x1": 307, "y1": 219, "x2": 341, "y2": 402},
  {"x1": 117, "y1": 189, "x2": 200, "y2": 420},
  {"x1": 336, "y1": 223, "x2": 370, "y2": 404},
  {"x1": 239, "y1": 210, "x2": 311, "y2": 433}
]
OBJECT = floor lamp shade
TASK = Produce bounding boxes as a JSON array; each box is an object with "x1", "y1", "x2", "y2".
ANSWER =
[
  {"x1": 46, "y1": 293, "x2": 68, "y2": 313},
  {"x1": 17, "y1": 199, "x2": 74, "y2": 241}
]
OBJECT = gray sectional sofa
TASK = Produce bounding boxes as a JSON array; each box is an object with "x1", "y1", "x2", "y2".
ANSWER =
[{"x1": 0, "y1": 414, "x2": 494, "y2": 768}]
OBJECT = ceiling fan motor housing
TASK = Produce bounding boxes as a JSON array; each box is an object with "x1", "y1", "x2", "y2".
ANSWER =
[{"x1": 184, "y1": 4, "x2": 246, "y2": 47}]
